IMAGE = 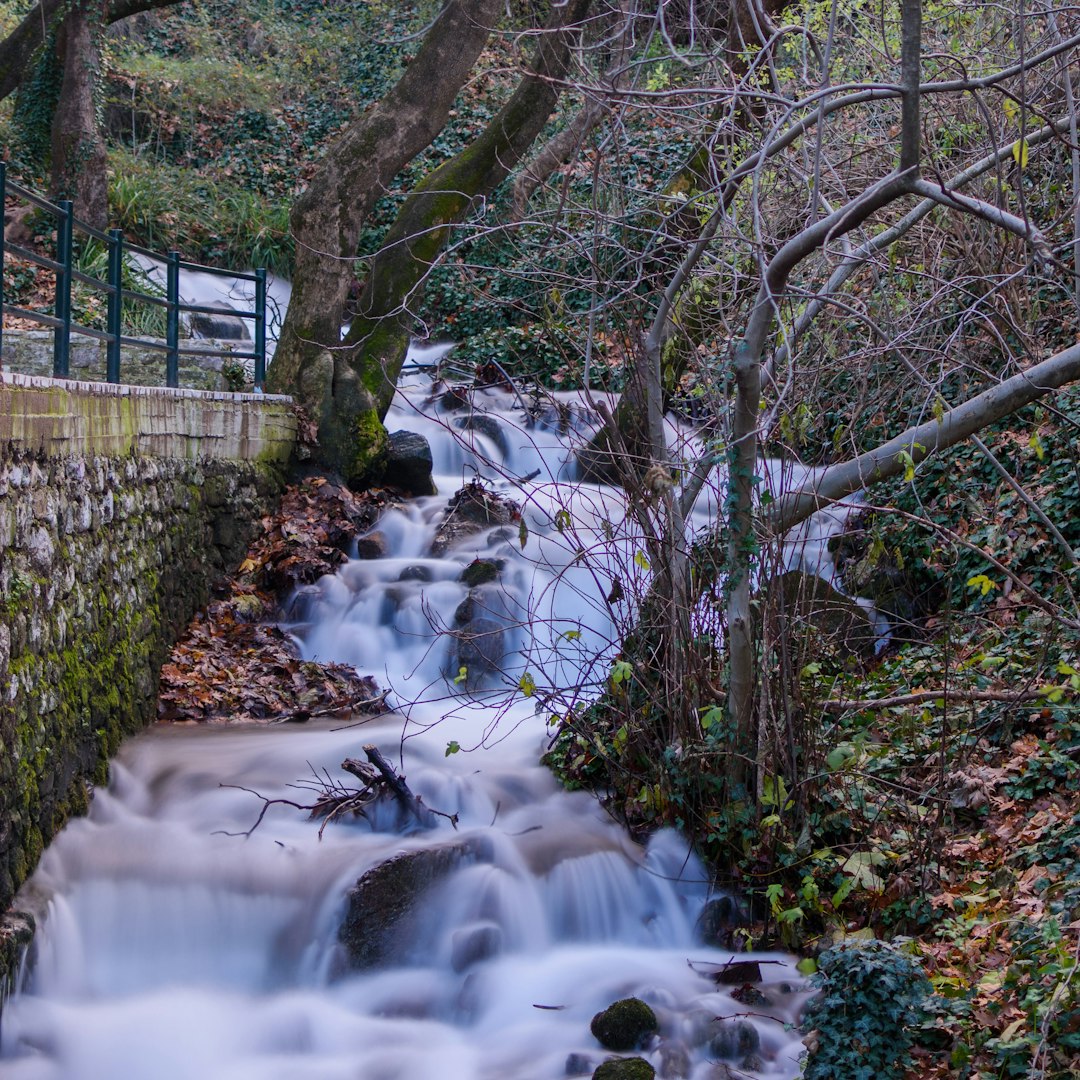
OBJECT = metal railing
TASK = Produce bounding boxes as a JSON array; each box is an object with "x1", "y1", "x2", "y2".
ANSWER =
[{"x1": 0, "y1": 163, "x2": 267, "y2": 391}]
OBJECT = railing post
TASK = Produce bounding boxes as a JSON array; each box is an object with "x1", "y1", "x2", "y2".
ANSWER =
[
  {"x1": 254, "y1": 267, "x2": 267, "y2": 392},
  {"x1": 54, "y1": 199, "x2": 74, "y2": 378},
  {"x1": 166, "y1": 251, "x2": 180, "y2": 389},
  {"x1": 106, "y1": 229, "x2": 123, "y2": 384},
  {"x1": 0, "y1": 163, "x2": 6, "y2": 369}
]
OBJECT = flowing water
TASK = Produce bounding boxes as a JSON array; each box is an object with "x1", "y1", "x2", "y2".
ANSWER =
[{"x1": 0, "y1": 372, "x2": 826, "y2": 1080}]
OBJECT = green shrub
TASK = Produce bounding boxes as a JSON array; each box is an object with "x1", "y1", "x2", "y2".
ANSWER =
[{"x1": 802, "y1": 941, "x2": 932, "y2": 1080}]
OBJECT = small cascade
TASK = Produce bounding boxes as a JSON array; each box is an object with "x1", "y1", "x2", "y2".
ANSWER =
[{"x1": 0, "y1": 367, "x2": 840, "y2": 1080}]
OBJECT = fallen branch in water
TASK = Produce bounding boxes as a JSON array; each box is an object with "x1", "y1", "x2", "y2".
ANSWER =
[{"x1": 217, "y1": 749, "x2": 457, "y2": 840}]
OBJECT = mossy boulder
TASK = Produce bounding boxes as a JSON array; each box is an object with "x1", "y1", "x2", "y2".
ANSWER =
[
  {"x1": 460, "y1": 558, "x2": 502, "y2": 587},
  {"x1": 338, "y1": 839, "x2": 487, "y2": 970},
  {"x1": 590, "y1": 997, "x2": 659, "y2": 1052},
  {"x1": 592, "y1": 1058, "x2": 656, "y2": 1080}
]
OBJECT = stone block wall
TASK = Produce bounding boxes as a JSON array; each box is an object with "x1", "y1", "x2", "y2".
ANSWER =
[{"x1": 0, "y1": 375, "x2": 296, "y2": 917}]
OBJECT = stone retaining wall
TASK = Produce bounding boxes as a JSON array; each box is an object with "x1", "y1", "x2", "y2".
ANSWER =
[{"x1": 0, "y1": 375, "x2": 296, "y2": 929}]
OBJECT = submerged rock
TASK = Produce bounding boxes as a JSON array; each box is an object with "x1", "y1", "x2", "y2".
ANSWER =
[
  {"x1": 449, "y1": 921, "x2": 502, "y2": 972},
  {"x1": 430, "y1": 481, "x2": 520, "y2": 556},
  {"x1": 694, "y1": 894, "x2": 743, "y2": 948},
  {"x1": 459, "y1": 558, "x2": 502, "y2": 588},
  {"x1": 591, "y1": 997, "x2": 660, "y2": 1052},
  {"x1": 656, "y1": 1039, "x2": 692, "y2": 1078},
  {"x1": 566, "y1": 1052, "x2": 595, "y2": 1076},
  {"x1": 592, "y1": 1058, "x2": 656, "y2": 1080},
  {"x1": 452, "y1": 413, "x2": 510, "y2": 457},
  {"x1": 338, "y1": 839, "x2": 485, "y2": 970},
  {"x1": 707, "y1": 1019, "x2": 760, "y2": 1061},
  {"x1": 385, "y1": 430, "x2": 437, "y2": 497},
  {"x1": 455, "y1": 617, "x2": 505, "y2": 683}
]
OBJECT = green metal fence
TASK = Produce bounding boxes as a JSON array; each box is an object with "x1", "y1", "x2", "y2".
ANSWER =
[{"x1": 0, "y1": 163, "x2": 267, "y2": 391}]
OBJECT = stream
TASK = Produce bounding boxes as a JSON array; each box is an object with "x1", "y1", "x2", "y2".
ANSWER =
[{"x1": 0, "y1": 372, "x2": 817, "y2": 1080}]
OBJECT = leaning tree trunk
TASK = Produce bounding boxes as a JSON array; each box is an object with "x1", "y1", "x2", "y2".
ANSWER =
[
  {"x1": 50, "y1": 0, "x2": 109, "y2": 229},
  {"x1": 317, "y1": 0, "x2": 593, "y2": 487},
  {"x1": 576, "y1": 0, "x2": 797, "y2": 486},
  {"x1": 267, "y1": 0, "x2": 504, "y2": 426}
]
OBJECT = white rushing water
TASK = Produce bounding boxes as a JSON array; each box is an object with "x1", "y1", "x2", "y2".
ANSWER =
[{"x1": 0, "y1": 370, "x2": 825, "y2": 1080}]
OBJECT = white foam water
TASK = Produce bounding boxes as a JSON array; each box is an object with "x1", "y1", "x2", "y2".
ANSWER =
[{"x1": 0, "y1": 370, "x2": 830, "y2": 1079}]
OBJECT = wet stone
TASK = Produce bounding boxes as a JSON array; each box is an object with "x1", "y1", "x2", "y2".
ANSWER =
[
  {"x1": 708, "y1": 1019, "x2": 760, "y2": 1061},
  {"x1": 566, "y1": 1053, "x2": 594, "y2": 1076},
  {"x1": 338, "y1": 839, "x2": 486, "y2": 971},
  {"x1": 592, "y1": 1058, "x2": 656, "y2": 1080},
  {"x1": 656, "y1": 1039, "x2": 692, "y2": 1079},
  {"x1": 355, "y1": 531, "x2": 389, "y2": 560},
  {"x1": 459, "y1": 558, "x2": 502, "y2": 587},
  {"x1": 455, "y1": 618, "x2": 505, "y2": 682},
  {"x1": 694, "y1": 895, "x2": 743, "y2": 948},
  {"x1": 450, "y1": 921, "x2": 502, "y2": 972},
  {"x1": 398, "y1": 564, "x2": 432, "y2": 583},
  {"x1": 591, "y1": 998, "x2": 659, "y2": 1052},
  {"x1": 712, "y1": 959, "x2": 761, "y2": 986},
  {"x1": 385, "y1": 430, "x2": 436, "y2": 497}
]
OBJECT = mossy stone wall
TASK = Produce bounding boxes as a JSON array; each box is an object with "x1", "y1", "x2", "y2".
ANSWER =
[{"x1": 0, "y1": 377, "x2": 295, "y2": 928}]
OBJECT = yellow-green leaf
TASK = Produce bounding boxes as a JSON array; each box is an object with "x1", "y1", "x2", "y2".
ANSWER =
[
  {"x1": 966, "y1": 573, "x2": 997, "y2": 596},
  {"x1": 1012, "y1": 138, "x2": 1029, "y2": 168}
]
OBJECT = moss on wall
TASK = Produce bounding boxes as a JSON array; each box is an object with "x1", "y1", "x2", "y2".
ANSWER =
[{"x1": 0, "y1": 443, "x2": 288, "y2": 991}]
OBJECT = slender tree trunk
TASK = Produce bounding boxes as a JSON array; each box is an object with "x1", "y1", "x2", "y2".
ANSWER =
[
  {"x1": 50, "y1": 0, "x2": 109, "y2": 229},
  {"x1": 511, "y1": 0, "x2": 636, "y2": 219},
  {"x1": 317, "y1": 0, "x2": 593, "y2": 486},
  {"x1": 723, "y1": 0, "x2": 925, "y2": 789}
]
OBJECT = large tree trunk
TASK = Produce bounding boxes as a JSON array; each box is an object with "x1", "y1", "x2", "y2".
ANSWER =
[
  {"x1": 50, "y1": 0, "x2": 109, "y2": 229},
  {"x1": 267, "y1": 0, "x2": 504, "y2": 421},
  {"x1": 315, "y1": 0, "x2": 593, "y2": 486},
  {"x1": 0, "y1": 0, "x2": 180, "y2": 104}
]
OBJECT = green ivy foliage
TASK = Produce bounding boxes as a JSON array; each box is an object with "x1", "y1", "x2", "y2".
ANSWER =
[{"x1": 802, "y1": 941, "x2": 933, "y2": 1080}]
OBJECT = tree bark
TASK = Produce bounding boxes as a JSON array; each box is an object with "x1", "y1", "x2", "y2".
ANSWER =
[
  {"x1": 267, "y1": 0, "x2": 504, "y2": 422},
  {"x1": 50, "y1": 0, "x2": 109, "y2": 229},
  {"x1": 0, "y1": 0, "x2": 179, "y2": 104},
  {"x1": 511, "y1": 0, "x2": 636, "y2": 219},
  {"x1": 764, "y1": 343, "x2": 1080, "y2": 536},
  {"x1": 315, "y1": 0, "x2": 593, "y2": 486}
]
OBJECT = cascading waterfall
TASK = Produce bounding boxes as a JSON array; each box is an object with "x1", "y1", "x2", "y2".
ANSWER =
[{"x1": 0, "y1": 368, "x2": 833, "y2": 1080}]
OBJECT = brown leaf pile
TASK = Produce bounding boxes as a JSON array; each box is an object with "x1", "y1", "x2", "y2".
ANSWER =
[
  {"x1": 158, "y1": 600, "x2": 384, "y2": 723},
  {"x1": 244, "y1": 476, "x2": 391, "y2": 592},
  {"x1": 158, "y1": 477, "x2": 396, "y2": 724}
]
